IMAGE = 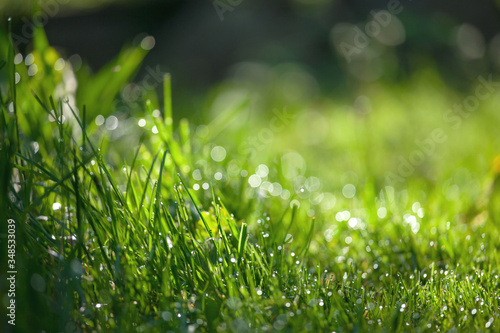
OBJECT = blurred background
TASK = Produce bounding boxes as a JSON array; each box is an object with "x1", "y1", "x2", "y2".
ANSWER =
[
  {"x1": 3, "y1": 0, "x2": 500, "y2": 110},
  {"x1": 1, "y1": 0, "x2": 500, "y2": 195}
]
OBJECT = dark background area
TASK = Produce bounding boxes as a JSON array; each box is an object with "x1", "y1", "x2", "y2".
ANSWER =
[{"x1": 3, "y1": 0, "x2": 500, "y2": 113}]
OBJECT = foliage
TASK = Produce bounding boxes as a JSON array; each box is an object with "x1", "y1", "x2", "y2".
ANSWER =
[{"x1": 0, "y1": 22, "x2": 499, "y2": 332}]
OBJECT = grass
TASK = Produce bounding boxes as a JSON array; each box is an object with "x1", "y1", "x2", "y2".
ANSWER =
[{"x1": 1, "y1": 22, "x2": 499, "y2": 332}]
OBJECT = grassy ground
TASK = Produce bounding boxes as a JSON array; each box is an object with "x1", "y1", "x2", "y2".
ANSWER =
[{"x1": 1, "y1": 24, "x2": 499, "y2": 332}]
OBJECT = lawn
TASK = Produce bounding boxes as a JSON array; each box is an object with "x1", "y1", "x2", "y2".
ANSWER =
[{"x1": 1, "y1": 21, "x2": 499, "y2": 332}]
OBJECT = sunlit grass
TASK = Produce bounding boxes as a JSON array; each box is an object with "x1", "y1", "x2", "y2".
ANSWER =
[{"x1": 1, "y1": 23, "x2": 499, "y2": 332}]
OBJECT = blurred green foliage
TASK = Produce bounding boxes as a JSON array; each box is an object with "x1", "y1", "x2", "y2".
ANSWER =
[{"x1": 1, "y1": 14, "x2": 499, "y2": 333}]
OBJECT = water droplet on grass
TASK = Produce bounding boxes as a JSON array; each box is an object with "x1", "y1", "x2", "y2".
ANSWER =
[
  {"x1": 248, "y1": 174, "x2": 261, "y2": 187},
  {"x1": 377, "y1": 207, "x2": 387, "y2": 218},
  {"x1": 342, "y1": 184, "x2": 356, "y2": 198},
  {"x1": 25, "y1": 53, "x2": 34, "y2": 66},
  {"x1": 28, "y1": 64, "x2": 38, "y2": 76},
  {"x1": 140, "y1": 36, "x2": 156, "y2": 50},
  {"x1": 14, "y1": 53, "x2": 23, "y2": 65},
  {"x1": 211, "y1": 146, "x2": 226, "y2": 162},
  {"x1": 54, "y1": 58, "x2": 65, "y2": 71}
]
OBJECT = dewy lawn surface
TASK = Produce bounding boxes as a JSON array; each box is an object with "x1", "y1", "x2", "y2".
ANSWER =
[{"x1": 1, "y1": 24, "x2": 499, "y2": 333}]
